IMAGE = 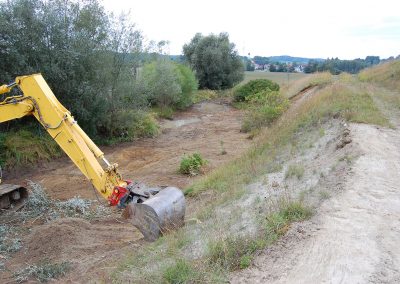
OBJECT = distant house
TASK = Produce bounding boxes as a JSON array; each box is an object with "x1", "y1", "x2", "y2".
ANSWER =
[
  {"x1": 294, "y1": 65, "x2": 305, "y2": 73},
  {"x1": 254, "y1": 63, "x2": 268, "y2": 70}
]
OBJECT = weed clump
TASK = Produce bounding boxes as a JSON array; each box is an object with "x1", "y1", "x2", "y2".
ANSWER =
[
  {"x1": 208, "y1": 236, "x2": 260, "y2": 271},
  {"x1": 163, "y1": 259, "x2": 197, "y2": 284},
  {"x1": 266, "y1": 201, "x2": 312, "y2": 238},
  {"x1": 14, "y1": 260, "x2": 70, "y2": 283},
  {"x1": 179, "y1": 153, "x2": 207, "y2": 176},
  {"x1": 285, "y1": 164, "x2": 305, "y2": 180}
]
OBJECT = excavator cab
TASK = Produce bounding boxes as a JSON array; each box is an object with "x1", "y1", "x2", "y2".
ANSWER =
[{"x1": 0, "y1": 74, "x2": 185, "y2": 241}]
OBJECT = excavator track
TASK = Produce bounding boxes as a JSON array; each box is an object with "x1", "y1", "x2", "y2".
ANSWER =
[{"x1": 0, "y1": 184, "x2": 29, "y2": 212}]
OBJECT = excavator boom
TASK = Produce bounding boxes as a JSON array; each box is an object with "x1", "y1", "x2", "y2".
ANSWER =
[{"x1": 0, "y1": 74, "x2": 185, "y2": 240}]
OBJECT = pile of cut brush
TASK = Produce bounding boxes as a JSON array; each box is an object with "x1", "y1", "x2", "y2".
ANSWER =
[{"x1": 1, "y1": 181, "x2": 111, "y2": 224}]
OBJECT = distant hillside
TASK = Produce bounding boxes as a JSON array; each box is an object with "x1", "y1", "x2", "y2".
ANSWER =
[{"x1": 268, "y1": 55, "x2": 325, "y2": 64}]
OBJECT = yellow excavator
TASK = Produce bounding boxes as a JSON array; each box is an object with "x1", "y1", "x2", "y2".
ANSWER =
[{"x1": 0, "y1": 74, "x2": 185, "y2": 241}]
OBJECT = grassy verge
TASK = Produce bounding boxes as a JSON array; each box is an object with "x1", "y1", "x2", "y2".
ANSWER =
[
  {"x1": 0, "y1": 128, "x2": 62, "y2": 169},
  {"x1": 359, "y1": 60, "x2": 400, "y2": 91},
  {"x1": 282, "y1": 72, "x2": 333, "y2": 99},
  {"x1": 113, "y1": 77, "x2": 388, "y2": 283},
  {"x1": 358, "y1": 60, "x2": 400, "y2": 113}
]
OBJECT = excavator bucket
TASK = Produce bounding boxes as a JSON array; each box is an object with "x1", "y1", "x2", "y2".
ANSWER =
[
  {"x1": 124, "y1": 187, "x2": 185, "y2": 241},
  {"x1": 0, "y1": 184, "x2": 29, "y2": 212}
]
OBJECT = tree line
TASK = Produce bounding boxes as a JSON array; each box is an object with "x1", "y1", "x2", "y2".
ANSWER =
[
  {"x1": 304, "y1": 56, "x2": 381, "y2": 74},
  {"x1": 0, "y1": 0, "x2": 244, "y2": 143}
]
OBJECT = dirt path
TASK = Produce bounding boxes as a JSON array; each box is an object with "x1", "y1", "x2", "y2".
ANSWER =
[{"x1": 232, "y1": 96, "x2": 400, "y2": 283}]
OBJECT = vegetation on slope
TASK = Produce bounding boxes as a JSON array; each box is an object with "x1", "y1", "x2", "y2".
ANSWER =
[{"x1": 359, "y1": 60, "x2": 400, "y2": 91}]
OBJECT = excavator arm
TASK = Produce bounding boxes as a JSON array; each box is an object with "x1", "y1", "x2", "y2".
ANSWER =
[
  {"x1": 0, "y1": 74, "x2": 185, "y2": 241},
  {"x1": 0, "y1": 74, "x2": 126, "y2": 204}
]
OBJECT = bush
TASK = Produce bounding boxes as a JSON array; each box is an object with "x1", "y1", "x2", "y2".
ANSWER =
[
  {"x1": 99, "y1": 110, "x2": 159, "y2": 142},
  {"x1": 179, "y1": 153, "x2": 207, "y2": 176},
  {"x1": 234, "y1": 79, "x2": 280, "y2": 102},
  {"x1": 137, "y1": 59, "x2": 198, "y2": 110},
  {"x1": 175, "y1": 63, "x2": 198, "y2": 109},
  {"x1": 241, "y1": 90, "x2": 289, "y2": 132}
]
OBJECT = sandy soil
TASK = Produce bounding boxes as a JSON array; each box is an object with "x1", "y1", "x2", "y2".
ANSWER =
[
  {"x1": 0, "y1": 99, "x2": 253, "y2": 283},
  {"x1": 231, "y1": 123, "x2": 400, "y2": 283},
  {"x1": 7, "y1": 99, "x2": 251, "y2": 201}
]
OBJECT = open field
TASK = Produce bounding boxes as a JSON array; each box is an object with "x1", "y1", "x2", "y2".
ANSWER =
[{"x1": 243, "y1": 71, "x2": 310, "y2": 86}]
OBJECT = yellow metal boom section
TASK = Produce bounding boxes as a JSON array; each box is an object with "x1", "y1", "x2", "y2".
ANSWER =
[{"x1": 0, "y1": 74, "x2": 126, "y2": 200}]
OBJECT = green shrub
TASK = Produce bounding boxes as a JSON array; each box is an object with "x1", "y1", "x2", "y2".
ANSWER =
[
  {"x1": 234, "y1": 79, "x2": 280, "y2": 102},
  {"x1": 241, "y1": 90, "x2": 289, "y2": 132},
  {"x1": 175, "y1": 63, "x2": 198, "y2": 109},
  {"x1": 99, "y1": 110, "x2": 159, "y2": 142},
  {"x1": 179, "y1": 153, "x2": 207, "y2": 176},
  {"x1": 163, "y1": 259, "x2": 196, "y2": 284},
  {"x1": 137, "y1": 59, "x2": 198, "y2": 110}
]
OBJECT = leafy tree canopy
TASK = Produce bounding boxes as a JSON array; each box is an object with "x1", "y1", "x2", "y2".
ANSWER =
[{"x1": 183, "y1": 33, "x2": 244, "y2": 90}]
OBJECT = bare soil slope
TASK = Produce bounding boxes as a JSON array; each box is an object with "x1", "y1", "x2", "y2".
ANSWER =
[{"x1": 232, "y1": 121, "x2": 400, "y2": 282}]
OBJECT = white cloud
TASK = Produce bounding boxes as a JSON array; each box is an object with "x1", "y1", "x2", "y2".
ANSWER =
[{"x1": 102, "y1": 0, "x2": 400, "y2": 59}]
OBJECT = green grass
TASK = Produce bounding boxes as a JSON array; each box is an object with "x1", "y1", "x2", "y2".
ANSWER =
[
  {"x1": 163, "y1": 259, "x2": 197, "y2": 284},
  {"x1": 0, "y1": 128, "x2": 62, "y2": 169},
  {"x1": 283, "y1": 72, "x2": 333, "y2": 99},
  {"x1": 359, "y1": 60, "x2": 400, "y2": 92}
]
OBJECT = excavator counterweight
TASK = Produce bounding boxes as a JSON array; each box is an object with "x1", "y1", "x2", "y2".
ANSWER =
[{"x1": 0, "y1": 74, "x2": 185, "y2": 240}]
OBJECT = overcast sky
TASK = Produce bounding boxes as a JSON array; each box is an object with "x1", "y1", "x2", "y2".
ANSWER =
[{"x1": 102, "y1": 0, "x2": 400, "y2": 59}]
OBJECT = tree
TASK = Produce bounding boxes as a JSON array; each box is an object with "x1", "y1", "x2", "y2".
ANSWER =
[
  {"x1": 253, "y1": 56, "x2": 269, "y2": 66},
  {"x1": 183, "y1": 33, "x2": 244, "y2": 89},
  {"x1": 136, "y1": 59, "x2": 197, "y2": 110},
  {"x1": 245, "y1": 58, "x2": 255, "y2": 71},
  {"x1": 0, "y1": 0, "x2": 148, "y2": 139}
]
